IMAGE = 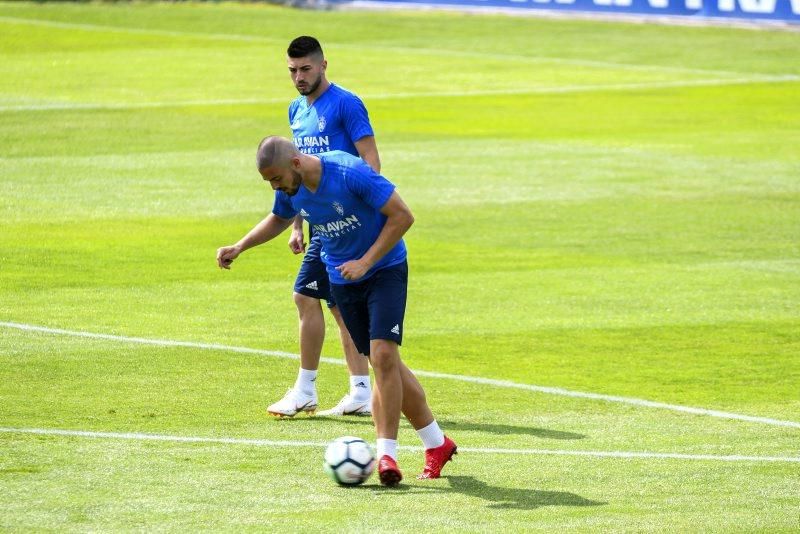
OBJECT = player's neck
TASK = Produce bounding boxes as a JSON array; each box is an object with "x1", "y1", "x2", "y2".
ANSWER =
[{"x1": 305, "y1": 79, "x2": 331, "y2": 106}]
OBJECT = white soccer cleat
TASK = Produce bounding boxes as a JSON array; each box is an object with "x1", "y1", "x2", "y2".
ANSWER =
[
  {"x1": 267, "y1": 388, "x2": 318, "y2": 417},
  {"x1": 317, "y1": 394, "x2": 372, "y2": 416}
]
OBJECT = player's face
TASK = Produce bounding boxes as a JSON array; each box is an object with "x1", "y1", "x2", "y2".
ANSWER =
[
  {"x1": 287, "y1": 55, "x2": 326, "y2": 96},
  {"x1": 260, "y1": 165, "x2": 302, "y2": 196}
]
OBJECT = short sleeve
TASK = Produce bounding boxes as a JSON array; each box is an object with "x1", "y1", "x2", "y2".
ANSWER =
[
  {"x1": 340, "y1": 94, "x2": 374, "y2": 143},
  {"x1": 344, "y1": 161, "x2": 395, "y2": 211},
  {"x1": 288, "y1": 99, "x2": 299, "y2": 125},
  {"x1": 272, "y1": 191, "x2": 297, "y2": 219}
]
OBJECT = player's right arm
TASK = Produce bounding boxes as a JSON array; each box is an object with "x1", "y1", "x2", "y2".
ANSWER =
[
  {"x1": 355, "y1": 135, "x2": 380, "y2": 173},
  {"x1": 217, "y1": 213, "x2": 294, "y2": 269}
]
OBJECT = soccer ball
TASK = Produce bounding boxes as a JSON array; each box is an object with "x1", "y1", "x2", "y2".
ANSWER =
[{"x1": 323, "y1": 436, "x2": 375, "y2": 486}]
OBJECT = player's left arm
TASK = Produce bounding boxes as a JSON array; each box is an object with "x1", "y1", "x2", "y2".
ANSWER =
[
  {"x1": 354, "y1": 135, "x2": 381, "y2": 173},
  {"x1": 335, "y1": 191, "x2": 413, "y2": 281}
]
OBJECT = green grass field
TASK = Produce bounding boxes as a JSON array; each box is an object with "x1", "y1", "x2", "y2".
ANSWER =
[{"x1": 1, "y1": 1, "x2": 799, "y2": 530}]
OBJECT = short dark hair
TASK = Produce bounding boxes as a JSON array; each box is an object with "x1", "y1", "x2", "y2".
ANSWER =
[
  {"x1": 287, "y1": 36, "x2": 324, "y2": 59},
  {"x1": 256, "y1": 136, "x2": 298, "y2": 170}
]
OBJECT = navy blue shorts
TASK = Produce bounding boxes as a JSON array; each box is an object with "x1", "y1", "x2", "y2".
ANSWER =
[
  {"x1": 293, "y1": 237, "x2": 336, "y2": 309},
  {"x1": 330, "y1": 261, "x2": 408, "y2": 356}
]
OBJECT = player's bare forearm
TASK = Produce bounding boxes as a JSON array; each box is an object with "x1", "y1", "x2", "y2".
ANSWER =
[
  {"x1": 360, "y1": 210, "x2": 413, "y2": 268},
  {"x1": 292, "y1": 214, "x2": 304, "y2": 232},
  {"x1": 217, "y1": 214, "x2": 293, "y2": 269},
  {"x1": 237, "y1": 213, "x2": 293, "y2": 252}
]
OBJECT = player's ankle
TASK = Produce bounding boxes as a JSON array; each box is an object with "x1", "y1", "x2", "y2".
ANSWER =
[
  {"x1": 376, "y1": 438, "x2": 398, "y2": 460},
  {"x1": 349, "y1": 375, "x2": 371, "y2": 402}
]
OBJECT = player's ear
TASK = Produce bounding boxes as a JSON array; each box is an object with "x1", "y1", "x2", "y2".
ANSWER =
[
  {"x1": 320, "y1": 59, "x2": 327, "y2": 72},
  {"x1": 290, "y1": 156, "x2": 302, "y2": 169}
]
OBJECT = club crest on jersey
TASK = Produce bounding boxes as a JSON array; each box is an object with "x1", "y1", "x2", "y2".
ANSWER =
[
  {"x1": 318, "y1": 116, "x2": 327, "y2": 133},
  {"x1": 332, "y1": 201, "x2": 344, "y2": 216}
]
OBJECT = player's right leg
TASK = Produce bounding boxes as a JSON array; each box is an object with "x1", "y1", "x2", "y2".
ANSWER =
[
  {"x1": 369, "y1": 339, "x2": 404, "y2": 443},
  {"x1": 330, "y1": 279, "x2": 404, "y2": 486},
  {"x1": 317, "y1": 305, "x2": 372, "y2": 416},
  {"x1": 265, "y1": 291, "x2": 323, "y2": 417},
  {"x1": 294, "y1": 292, "x2": 325, "y2": 372},
  {"x1": 266, "y1": 242, "x2": 328, "y2": 418}
]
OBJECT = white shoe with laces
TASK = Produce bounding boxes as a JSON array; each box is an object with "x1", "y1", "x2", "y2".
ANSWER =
[
  {"x1": 317, "y1": 394, "x2": 372, "y2": 416},
  {"x1": 267, "y1": 388, "x2": 318, "y2": 417}
]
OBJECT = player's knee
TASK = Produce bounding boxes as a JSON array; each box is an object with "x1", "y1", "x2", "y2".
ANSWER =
[
  {"x1": 369, "y1": 340, "x2": 399, "y2": 373},
  {"x1": 293, "y1": 292, "x2": 321, "y2": 316}
]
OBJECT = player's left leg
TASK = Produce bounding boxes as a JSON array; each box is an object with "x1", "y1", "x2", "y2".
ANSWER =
[
  {"x1": 397, "y1": 361, "x2": 457, "y2": 479},
  {"x1": 366, "y1": 261, "x2": 456, "y2": 481}
]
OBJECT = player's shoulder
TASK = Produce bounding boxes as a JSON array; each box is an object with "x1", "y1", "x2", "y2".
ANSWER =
[
  {"x1": 321, "y1": 150, "x2": 370, "y2": 177},
  {"x1": 321, "y1": 149, "x2": 359, "y2": 167},
  {"x1": 328, "y1": 83, "x2": 365, "y2": 105}
]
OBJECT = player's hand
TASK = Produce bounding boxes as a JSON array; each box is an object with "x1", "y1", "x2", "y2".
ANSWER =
[
  {"x1": 288, "y1": 230, "x2": 306, "y2": 255},
  {"x1": 216, "y1": 245, "x2": 242, "y2": 270},
  {"x1": 335, "y1": 259, "x2": 370, "y2": 281}
]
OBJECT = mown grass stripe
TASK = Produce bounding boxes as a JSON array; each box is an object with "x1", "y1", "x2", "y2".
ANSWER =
[
  {"x1": 3, "y1": 321, "x2": 798, "y2": 429},
  {"x1": 1, "y1": 75, "x2": 798, "y2": 113},
  {"x1": 0, "y1": 15, "x2": 766, "y2": 78}
]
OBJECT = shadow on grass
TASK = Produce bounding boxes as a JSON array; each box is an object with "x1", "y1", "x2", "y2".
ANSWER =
[
  {"x1": 270, "y1": 414, "x2": 374, "y2": 427},
  {"x1": 356, "y1": 476, "x2": 605, "y2": 510},
  {"x1": 438, "y1": 420, "x2": 585, "y2": 440},
  {"x1": 443, "y1": 475, "x2": 606, "y2": 510}
]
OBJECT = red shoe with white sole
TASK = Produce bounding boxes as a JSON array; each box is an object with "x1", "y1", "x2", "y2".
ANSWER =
[
  {"x1": 378, "y1": 455, "x2": 403, "y2": 487},
  {"x1": 418, "y1": 435, "x2": 457, "y2": 479}
]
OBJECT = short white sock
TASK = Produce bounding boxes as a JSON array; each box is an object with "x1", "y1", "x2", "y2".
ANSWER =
[
  {"x1": 349, "y1": 375, "x2": 371, "y2": 402},
  {"x1": 416, "y1": 421, "x2": 445, "y2": 450},
  {"x1": 294, "y1": 368, "x2": 317, "y2": 396},
  {"x1": 376, "y1": 438, "x2": 398, "y2": 460}
]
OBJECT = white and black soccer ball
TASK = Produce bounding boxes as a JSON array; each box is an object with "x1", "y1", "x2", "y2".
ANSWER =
[{"x1": 323, "y1": 436, "x2": 375, "y2": 486}]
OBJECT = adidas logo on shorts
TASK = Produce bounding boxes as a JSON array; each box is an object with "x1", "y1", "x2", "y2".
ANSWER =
[
  {"x1": 390, "y1": 324, "x2": 400, "y2": 335},
  {"x1": 305, "y1": 281, "x2": 318, "y2": 290}
]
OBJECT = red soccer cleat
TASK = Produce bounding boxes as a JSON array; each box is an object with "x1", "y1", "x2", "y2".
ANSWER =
[
  {"x1": 418, "y1": 435, "x2": 457, "y2": 479},
  {"x1": 378, "y1": 455, "x2": 403, "y2": 487}
]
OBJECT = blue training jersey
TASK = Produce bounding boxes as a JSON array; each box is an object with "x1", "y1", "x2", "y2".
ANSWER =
[
  {"x1": 272, "y1": 151, "x2": 407, "y2": 285},
  {"x1": 289, "y1": 83, "x2": 374, "y2": 157}
]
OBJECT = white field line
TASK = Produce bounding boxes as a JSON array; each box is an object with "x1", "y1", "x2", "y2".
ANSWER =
[
  {"x1": 0, "y1": 15, "x2": 776, "y2": 78},
  {"x1": 2, "y1": 427, "x2": 798, "y2": 463},
  {"x1": 3, "y1": 321, "x2": 799, "y2": 430},
  {"x1": 2, "y1": 75, "x2": 798, "y2": 113},
  {"x1": 0, "y1": 321, "x2": 299, "y2": 360}
]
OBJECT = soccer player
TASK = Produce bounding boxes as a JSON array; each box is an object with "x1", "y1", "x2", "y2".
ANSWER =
[
  {"x1": 273, "y1": 36, "x2": 381, "y2": 417},
  {"x1": 216, "y1": 136, "x2": 457, "y2": 485}
]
